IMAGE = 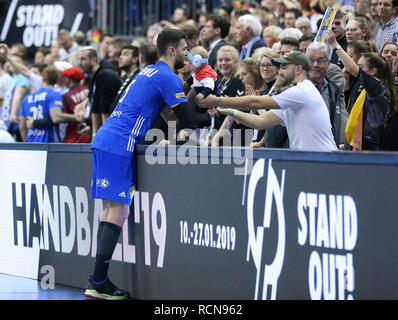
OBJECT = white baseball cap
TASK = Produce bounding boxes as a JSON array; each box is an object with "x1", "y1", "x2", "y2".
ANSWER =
[{"x1": 54, "y1": 61, "x2": 73, "y2": 72}]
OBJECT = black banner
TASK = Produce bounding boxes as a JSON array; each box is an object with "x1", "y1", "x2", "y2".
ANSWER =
[
  {"x1": 2, "y1": 144, "x2": 398, "y2": 299},
  {"x1": 0, "y1": 0, "x2": 90, "y2": 55}
]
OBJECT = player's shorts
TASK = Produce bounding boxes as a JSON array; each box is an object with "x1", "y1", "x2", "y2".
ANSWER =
[{"x1": 90, "y1": 148, "x2": 136, "y2": 205}]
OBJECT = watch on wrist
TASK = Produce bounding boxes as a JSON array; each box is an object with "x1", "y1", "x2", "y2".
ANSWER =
[{"x1": 335, "y1": 44, "x2": 342, "y2": 50}]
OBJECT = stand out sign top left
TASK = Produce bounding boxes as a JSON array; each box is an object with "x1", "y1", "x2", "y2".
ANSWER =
[{"x1": 0, "y1": 0, "x2": 91, "y2": 54}]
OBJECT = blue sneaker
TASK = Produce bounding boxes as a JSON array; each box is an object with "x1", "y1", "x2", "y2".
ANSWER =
[{"x1": 84, "y1": 274, "x2": 129, "y2": 300}]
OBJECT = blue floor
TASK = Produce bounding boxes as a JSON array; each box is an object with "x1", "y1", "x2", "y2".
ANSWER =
[{"x1": 0, "y1": 273, "x2": 87, "y2": 300}]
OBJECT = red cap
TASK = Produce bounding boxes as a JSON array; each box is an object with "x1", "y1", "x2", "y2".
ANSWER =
[{"x1": 61, "y1": 67, "x2": 85, "y2": 81}]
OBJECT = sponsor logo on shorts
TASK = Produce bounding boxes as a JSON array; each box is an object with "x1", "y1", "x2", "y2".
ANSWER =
[
  {"x1": 96, "y1": 178, "x2": 110, "y2": 189},
  {"x1": 118, "y1": 191, "x2": 127, "y2": 198}
]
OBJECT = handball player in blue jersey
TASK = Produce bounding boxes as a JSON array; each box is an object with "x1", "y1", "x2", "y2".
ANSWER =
[{"x1": 85, "y1": 29, "x2": 189, "y2": 300}]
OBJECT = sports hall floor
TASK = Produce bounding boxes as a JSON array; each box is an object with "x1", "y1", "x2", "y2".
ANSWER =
[{"x1": 0, "y1": 273, "x2": 86, "y2": 300}]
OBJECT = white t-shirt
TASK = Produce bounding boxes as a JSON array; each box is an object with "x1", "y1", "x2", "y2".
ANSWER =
[{"x1": 270, "y1": 79, "x2": 337, "y2": 152}]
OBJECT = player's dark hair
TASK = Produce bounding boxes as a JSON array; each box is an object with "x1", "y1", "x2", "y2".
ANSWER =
[{"x1": 157, "y1": 29, "x2": 186, "y2": 57}]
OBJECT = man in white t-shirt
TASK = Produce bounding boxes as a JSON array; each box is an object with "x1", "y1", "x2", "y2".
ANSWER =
[{"x1": 200, "y1": 51, "x2": 337, "y2": 152}]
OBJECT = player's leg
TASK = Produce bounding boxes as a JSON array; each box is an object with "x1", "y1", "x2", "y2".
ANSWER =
[
  {"x1": 85, "y1": 149, "x2": 134, "y2": 300},
  {"x1": 85, "y1": 200, "x2": 130, "y2": 300}
]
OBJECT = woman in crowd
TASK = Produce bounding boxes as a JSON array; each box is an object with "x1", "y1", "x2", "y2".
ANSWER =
[
  {"x1": 344, "y1": 40, "x2": 378, "y2": 109},
  {"x1": 262, "y1": 25, "x2": 282, "y2": 49},
  {"x1": 250, "y1": 47, "x2": 288, "y2": 149},
  {"x1": 326, "y1": 29, "x2": 397, "y2": 151},
  {"x1": 345, "y1": 15, "x2": 372, "y2": 44},
  {"x1": 379, "y1": 45, "x2": 398, "y2": 150},
  {"x1": 206, "y1": 45, "x2": 245, "y2": 147},
  {"x1": 209, "y1": 53, "x2": 263, "y2": 147},
  {"x1": 380, "y1": 42, "x2": 398, "y2": 67}
]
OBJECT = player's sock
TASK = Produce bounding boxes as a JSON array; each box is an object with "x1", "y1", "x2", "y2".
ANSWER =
[
  {"x1": 92, "y1": 222, "x2": 121, "y2": 283},
  {"x1": 97, "y1": 221, "x2": 105, "y2": 245}
]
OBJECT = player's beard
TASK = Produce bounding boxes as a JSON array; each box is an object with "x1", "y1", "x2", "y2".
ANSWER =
[{"x1": 174, "y1": 54, "x2": 185, "y2": 70}]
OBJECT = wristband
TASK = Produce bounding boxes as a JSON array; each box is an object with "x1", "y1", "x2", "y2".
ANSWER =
[{"x1": 230, "y1": 109, "x2": 234, "y2": 117}]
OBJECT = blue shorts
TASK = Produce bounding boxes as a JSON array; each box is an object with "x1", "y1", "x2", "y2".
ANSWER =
[{"x1": 90, "y1": 148, "x2": 136, "y2": 205}]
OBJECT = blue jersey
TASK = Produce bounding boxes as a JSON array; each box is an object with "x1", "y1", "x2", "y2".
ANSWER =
[
  {"x1": 21, "y1": 88, "x2": 63, "y2": 142},
  {"x1": 91, "y1": 61, "x2": 188, "y2": 158}
]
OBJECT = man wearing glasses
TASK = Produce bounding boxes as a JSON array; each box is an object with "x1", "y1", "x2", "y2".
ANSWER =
[
  {"x1": 306, "y1": 42, "x2": 349, "y2": 148},
  {"x1": 199, "y1": 51, "x2": 338, "y2": 152}
]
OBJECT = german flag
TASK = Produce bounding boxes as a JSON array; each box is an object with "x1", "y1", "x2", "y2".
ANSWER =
[
  {"x1": 91, "y1": 28, "x2": 101, "y2": 43},
  {"x1": 345, "y1": 89, "x2": 366, "y2": 150}
]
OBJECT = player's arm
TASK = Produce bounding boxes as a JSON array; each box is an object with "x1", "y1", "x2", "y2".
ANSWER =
[
  {"x1": 217, "y1": 107, "x2": 283, "y2": 130},
  {"x1": 48, "y1": 93, "x2": 77, "y2": 124},
  {"x1": 50, "y1": 106, "x2": 77, "y2": 123},
  {"x1": 170, "y1": 101, "x2": 211, "y2": 129},
  {"x1": 199, "y1": 94, "x2": 280, "y2": 111}
]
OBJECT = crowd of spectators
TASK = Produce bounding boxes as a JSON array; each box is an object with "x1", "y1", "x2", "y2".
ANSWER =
[{"x1": 0, "y1": 0, "x2": 397, "y2": 151}]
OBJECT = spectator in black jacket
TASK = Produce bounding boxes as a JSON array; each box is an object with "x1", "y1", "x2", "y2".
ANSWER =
[
  {"x1": 201, "y1": 15, "x2": 231, "y2": 69},
  {"x1": 109, "y1": 46, "x2": 141, "y2": 112},
  {"x1": 78, "y1": 46, "x2": 122, "y2": 138}
]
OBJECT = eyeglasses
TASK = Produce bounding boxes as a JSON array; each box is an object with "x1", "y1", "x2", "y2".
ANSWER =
[
  {"x1": 309, "y1": 58, "x2": 328, "y2": 65},
  {"x1": 260, "y1": 63, "x2": 276, "y2": 69}
]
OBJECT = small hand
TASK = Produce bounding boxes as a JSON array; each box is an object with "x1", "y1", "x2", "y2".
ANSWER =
[
  {"x1": 245, "y1": 85, "x2": 258, "y2": 96},
  {"x1": 195, "y1": 93, "x2": 205, "y2": 106},
  {"x1": 216, "y1": 107, "x2": 233, "y2": 116},
  {"x1": 207, "y1": 107, "x2": 217, "y2": 118},
  {"x1": 325, "y1": 29, "x2": 338, "y2": 47},
  {"x1": 10, "y1": 113, "x2": 19, "y2": 124}
]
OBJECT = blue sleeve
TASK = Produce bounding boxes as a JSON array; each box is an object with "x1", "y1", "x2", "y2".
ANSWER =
[
  {"x1": 160, "y1": 74, "x2": 188, "y2": 107},
  {"x1": 48, "y1": 91, "x2": 64, "y2": 110}
]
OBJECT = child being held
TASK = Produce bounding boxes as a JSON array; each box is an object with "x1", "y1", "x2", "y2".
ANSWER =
[{"x1": 186, "y1": 46, "x2": 220, "y2": 103}]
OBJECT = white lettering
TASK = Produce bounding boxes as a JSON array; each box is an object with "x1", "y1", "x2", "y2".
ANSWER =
[
  {"x1": 297, "y1": 192, "x2": 307, "y2": 246},
  {"x1": 329, "y1": 195, "x2": 343, "y2": 249},
  {"x1": 343, "y1": 196, "x2": 357, "y2": 251},
  {"x1": 316, "y1": 194, "x2": 329, "y2": 248},
  {"x1": 59, "y1": 185, "x2": 76, "y2": 253},
  {"x1": 308, "y1": 251, "x2": 322, "y2": 300},
  {"x1": 76, "y1": 187, "x2": 90, "y2": 256}
]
